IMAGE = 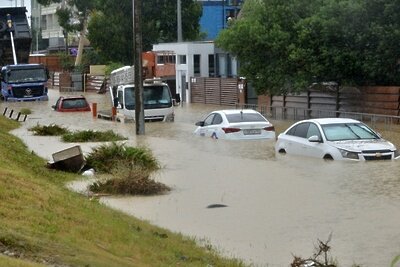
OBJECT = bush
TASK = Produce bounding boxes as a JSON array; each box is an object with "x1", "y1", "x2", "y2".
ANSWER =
[
  {"x1": 86, "y1": 143, "x2": 167, "y2": 196},
  {"x1": 29, "y1": 124, "x2": 69, "y2": 136},
  {"x1": 57, "y1": 52, "x2": 74, "y2": 72},
  {"x1": 28, "y1": 126, "x2": 127, "y2": 143},
  {"x1": 85, "y1": 142, "x2": 160, "y2": 173},
  {"x1": 62, "y1": 130, "x2": 127, "y2": 142},
  {"x1": 90, "y1": 165, "x2": 170, "y2": 195}
]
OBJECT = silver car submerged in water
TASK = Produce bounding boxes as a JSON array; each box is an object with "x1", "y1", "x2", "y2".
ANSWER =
[{"x1": 275, "y1": 118, "x2": 400, "y2": 160}]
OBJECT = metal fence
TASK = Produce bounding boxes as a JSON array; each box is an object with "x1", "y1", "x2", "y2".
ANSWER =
[{"x1": 236, "y1": 103, "x2": 400, "y2": 130}]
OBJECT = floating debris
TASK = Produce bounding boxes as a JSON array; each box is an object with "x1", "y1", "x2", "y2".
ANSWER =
[{"x1": 47, "y1": 145, "x2": 85, "y2": 173}]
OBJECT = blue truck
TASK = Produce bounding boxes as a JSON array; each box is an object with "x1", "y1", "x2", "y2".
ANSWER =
[{"x1": 0, "y1": 7, "x2": 48, "y2": 101}]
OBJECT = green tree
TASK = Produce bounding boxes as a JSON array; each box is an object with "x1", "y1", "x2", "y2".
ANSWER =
[
  {"x1": 293, "y1": 0, "x2": 400, "y2": 87},
  {"x1": 216, "y1": 0, "x2": 400, "y2": 95},
  {"x1": 87, "y1": 0, "x2": 202, "y2": 64},
  {"x1": 216, "y1": 0, "x2": 321, "y2": 95}
]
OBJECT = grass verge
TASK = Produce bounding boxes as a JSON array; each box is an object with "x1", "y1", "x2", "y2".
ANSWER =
[{"x1": 0, "y1": 116, "x2": 244, "y2": 267}]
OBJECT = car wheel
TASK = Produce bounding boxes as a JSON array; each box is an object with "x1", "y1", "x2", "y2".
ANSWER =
[{"x1": 323, "y1": 154, "x2": 333, "y2": 161}]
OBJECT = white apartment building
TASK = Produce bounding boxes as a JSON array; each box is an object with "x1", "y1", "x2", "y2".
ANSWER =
[{"x1": 31, "y1": 0, "x2": 64, "y2": 49}]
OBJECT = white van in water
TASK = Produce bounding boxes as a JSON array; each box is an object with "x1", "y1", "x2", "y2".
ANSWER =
[{"x1": 109, "y1": 66, "x2": 174, "y2": 122}]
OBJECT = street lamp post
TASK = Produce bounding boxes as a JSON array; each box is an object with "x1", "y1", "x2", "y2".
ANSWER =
[{"x1": 6, "y1": 14, "x2": 18, "y2": 64}]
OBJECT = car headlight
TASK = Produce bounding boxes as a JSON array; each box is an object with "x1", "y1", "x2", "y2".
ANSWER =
[{"x1": 338, "y1": 148, "x2": 359, "y2": 160}]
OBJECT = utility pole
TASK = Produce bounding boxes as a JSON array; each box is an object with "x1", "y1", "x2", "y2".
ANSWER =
[
  {"x1": 177, "y1": 0, "x2": 182, "y2": 42},
  {"x1": 133, "y1": 0, "x2": 145, "y2": 134}
]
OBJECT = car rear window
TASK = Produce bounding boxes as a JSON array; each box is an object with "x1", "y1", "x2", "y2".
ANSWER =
[
  {"x1": 226, "y1": 113, "x2": 267, "y2": 123},
  {"x1": 61, "y1": 98, "x2": 89, "y2": 109}
]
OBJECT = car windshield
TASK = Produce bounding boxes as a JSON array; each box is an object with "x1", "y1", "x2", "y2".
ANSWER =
[
  {"x1": 7, "y1": 68, "x2": 47, "y2": 83},
  {"x1": 124, "y1": 85, "x2": 172, "y2": 110},
  {"x1": 321, "y1": 123, "x2": 380, "y2": 141},
  {"x1": 226, "y1": 112, "x2": 267, "y2": 123}
]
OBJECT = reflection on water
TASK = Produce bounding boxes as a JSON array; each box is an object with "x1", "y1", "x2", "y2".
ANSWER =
[{"x1": 4, "y1": 89, "x2": 400, "y2": 267}]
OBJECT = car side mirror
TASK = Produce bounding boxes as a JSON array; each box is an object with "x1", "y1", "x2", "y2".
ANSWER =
[
  {"x1": 308, "y1": 135, "x2": 322, "y2": 143},
  {"x1": 195, "y1": 121, "x2": 204, "y2": 127}
]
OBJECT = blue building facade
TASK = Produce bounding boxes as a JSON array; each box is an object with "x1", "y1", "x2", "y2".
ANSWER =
[{"x1": 198, "y1": 0, "x2": 243, "y2": 40}]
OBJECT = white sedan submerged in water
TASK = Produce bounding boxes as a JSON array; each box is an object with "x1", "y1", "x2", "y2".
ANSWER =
[
  {"x1": 194, "y1": 109, "x2": 276, "y2": 140},
  {"x1": 275, "y1": 118, "x2": 400, "y2": 160}
]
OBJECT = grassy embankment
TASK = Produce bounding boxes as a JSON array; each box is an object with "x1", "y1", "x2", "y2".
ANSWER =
[{"x1": 0, "y1": 116, "x2": 244, "y2": 267}]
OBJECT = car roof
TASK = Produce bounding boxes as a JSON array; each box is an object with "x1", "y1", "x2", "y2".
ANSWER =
[
  {"x1": 216, "y1": 109, "x2": 260, "y2": 115},
  {"x1": 304, "y1": 118, "x2": 361, "y2": 125},
  {"x1": 2, "y1": 64, "x2": 44, "y2": 70},
  {"x1": 60, "y1": 95, "x2": 87, "y2": 100}
]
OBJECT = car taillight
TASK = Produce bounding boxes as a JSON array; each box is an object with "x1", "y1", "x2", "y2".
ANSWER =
[
  {"x1": 263, "y1": 126, "x2": 275, "y2": 131},
  {"x1": 222, "y1": 127, "x2": 241, "y2": 133}
]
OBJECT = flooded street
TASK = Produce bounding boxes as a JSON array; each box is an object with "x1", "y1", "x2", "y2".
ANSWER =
[{"x1": 4, "y1": 89, "x2": 400, "y2": 267}]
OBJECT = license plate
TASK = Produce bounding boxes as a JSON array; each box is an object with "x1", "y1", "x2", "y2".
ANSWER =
[{"x1": 243, "y1": 129, "x2": 261, "y2": 135}]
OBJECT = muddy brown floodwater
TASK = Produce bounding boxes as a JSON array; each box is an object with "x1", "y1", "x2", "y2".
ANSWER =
[{"x1": 5, "y1": 89, "x2": 400, "y2": 267}]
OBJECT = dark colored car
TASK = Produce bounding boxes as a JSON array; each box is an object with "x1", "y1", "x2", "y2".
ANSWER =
[{"x1": 52, "y1": 96, "x2": 91, "y2": 112}]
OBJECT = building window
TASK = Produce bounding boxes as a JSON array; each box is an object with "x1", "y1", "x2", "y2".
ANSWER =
[
  {"x1": 208, "y1": 54, "x2": 215, "y2": 77},
  {"x1": 157, "y1": 55, "x2": 165, "y2": 64},
  {"x1": 41, "y1": 15, "x2": 47, "y2": 30},
  {"x1": 169, "y1": 55, "x2": 176, "y2": 64},
  {"x1": 227, "y1": 54, "x2": 232, "y2": 77},
  {"x1": 178, "y1": 55, "x2": 186, "y2": 65},
  {"x1": 156, "y1": 54, "x2": 176, "y2": 64},
  {"x1": 194, "y1": 54, "x2": 201, "y2": 76}
]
